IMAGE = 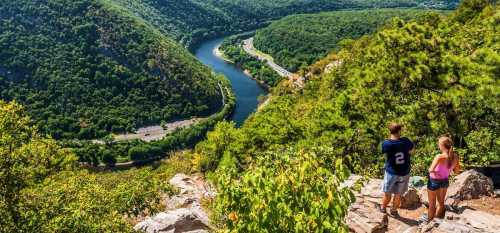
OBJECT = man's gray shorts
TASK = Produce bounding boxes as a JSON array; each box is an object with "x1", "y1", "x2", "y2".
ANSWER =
[{"x1": 382, "y1": 171, "x2": 410, "y2": 194}]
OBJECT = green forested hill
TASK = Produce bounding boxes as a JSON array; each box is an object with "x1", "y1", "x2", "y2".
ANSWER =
[
  {"x1": 254, "y1": 9, "x2": 440, "y2": 72},
  {"x1": 110, "y1": 0, "x2": 459, "y2": 47},
  {"x1": 0, "y1": 0, "x2": 223, "y2": 139},
  {"x1": 108, "y1": 0, "x2": 232, "y2": 46},
  {"x1": 194, "y1": 1, "x2": 499, "y2": 231},
  {"x1": 0, "y1": 0, "x2": 457, "y2": 140}
]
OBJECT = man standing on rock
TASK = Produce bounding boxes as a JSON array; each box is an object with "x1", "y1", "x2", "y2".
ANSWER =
[{"x1": 379, "y1": 123, "x2": 415, "y2": 216}]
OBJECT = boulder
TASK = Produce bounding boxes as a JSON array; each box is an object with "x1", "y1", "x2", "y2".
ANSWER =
[
  {"x1": 346, "y1": 178, "x2": 388, "y2": 233},
  {"x1": 347, "y1": 171, "x2": 500, "y2": 233},
  {"x1": 169, "y1": 174, "x2": 215, "y2": 199},
  {"x1": 166, "y1": 174, "x2": 216, "y2": 210},
  {"x1": 446, "y1": 170, "x2": 494, "y2": 206},
  {"x1": 341, "y1": 174, "x2": 363, "y2": 189},
  {"x1": 418, "y1": 209, "x2": 500, "y2": 233},
  {"x1": 401, "y1": 188, "x2": 421, "y2": 209},
  {"x1": 135, "y1": 174, "x2": 214, "y2": 233},
  {"x1": 134, "y1": 208, "x2": 209, "y2": 233},
  {"x1": 346, "y1": 202, "x2": 388, "y2": 233},
  {"x1": 419, "y1": 170, "x2": 494, "y2": 206}
]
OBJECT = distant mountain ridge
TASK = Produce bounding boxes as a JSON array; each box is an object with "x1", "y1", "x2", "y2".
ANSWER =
[{"x1": 110, "y1": 0, "x2": 459, "y2": 48}]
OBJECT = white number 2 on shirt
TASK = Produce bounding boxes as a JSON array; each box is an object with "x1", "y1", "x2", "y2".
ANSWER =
[{"x1": 395, "y1": 152, "x2": 405, "y2": 165}]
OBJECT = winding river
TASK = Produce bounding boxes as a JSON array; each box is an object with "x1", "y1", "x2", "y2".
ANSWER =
[{"x1": 194, "y1": 37, "x2": 267, "y2": 126}]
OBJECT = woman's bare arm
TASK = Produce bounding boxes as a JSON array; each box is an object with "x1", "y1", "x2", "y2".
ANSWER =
[
  {"x1": 453, "y1": 154, "x2": 461, "y2": 174},
  {"x1": 428, "y1": 155, "x2": 441, "y2": 173}
]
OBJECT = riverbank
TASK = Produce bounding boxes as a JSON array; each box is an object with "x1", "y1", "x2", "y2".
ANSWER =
[
  {"x1": 213, "y1": 43, "x2": 233, "y2": 63},
  {"x1": 242, "y1": 37, "x2": 293, "y2": 78},
  {"x1": 214, "y1": 41, "x2": 271, "y2": 109},
  {"x1": 111, "y1": 82, "x2": 227, "y2": 143},
  {"x1": 195, "y1": 37, "x2": 267, "y2": 126},
  {"x1": 215, "y1": 39, "x2": 274, "y2": 91},
  {"x1": 81, "y1": 80, "x2": 236, "y2": 169}
]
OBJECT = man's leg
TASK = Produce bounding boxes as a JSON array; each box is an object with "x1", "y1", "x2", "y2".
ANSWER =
[
  {"x1": 382, "y1": 192, "x2": 392, "y2": 210},
  {"x1": 390, "y1": 175, "x2": 409, "y2": 215},
  {"x1": 380, "y1": 171, "x2": 396, "y2": 213},
  {"x1": 392, "y1": 194, "x2": 401, "y2": 210}
]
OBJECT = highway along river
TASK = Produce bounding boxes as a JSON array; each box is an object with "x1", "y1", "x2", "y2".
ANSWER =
[{"x1": 194, "y1": 37, "x2": 267, "y2": 126}]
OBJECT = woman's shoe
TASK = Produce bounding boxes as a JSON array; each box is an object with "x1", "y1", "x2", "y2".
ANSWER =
[{"x1": 418, "y1": 213, "x2": 429, "y2": 224}]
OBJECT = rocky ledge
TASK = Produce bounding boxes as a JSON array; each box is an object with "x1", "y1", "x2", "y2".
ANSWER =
[
  {"x1": 134, "y1": 174, "x2": 215, "y2": 233},
  {"x1": 346, "y1": 170, "x2": 500, "y2": 233}
]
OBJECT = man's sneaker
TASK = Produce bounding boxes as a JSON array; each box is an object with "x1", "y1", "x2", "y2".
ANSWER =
[
  {"x1": 389, "y1": 208, "x2": 399, "y2": 217},
  {"x1": 376, "y1": 204, "x2": 387, "y2": 214}
]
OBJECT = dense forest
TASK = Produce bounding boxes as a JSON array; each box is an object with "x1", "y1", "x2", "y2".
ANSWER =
[
  {"x1": 254, "y1": 9, "x2": 440, "y2": 72},
  {"x1": 67, "y1": 76, "x2": 235, "y2": 166},
  {"x1": 219, "y1": 34, "x2": 284, "y2": 87},
  {"x1": 110, "y1": 0, "x2": 459, "y2": 47},
  {"x1": 0, "y1": 0, "x2": 223, "y2": 139},
  {"x1": 193, "y1": 1, "x2": 499, "y2": 231},
  {"x1": 0, "y1": 0, "x2": 456, "y2": 140}
]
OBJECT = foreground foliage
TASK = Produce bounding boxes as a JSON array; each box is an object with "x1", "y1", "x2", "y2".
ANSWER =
[
  {"x1": 0, "y1": 100, "x2": 191, "y2": 232},
  {"x1": 214, "y1": 148, "x2": 354, "y2": 232}
]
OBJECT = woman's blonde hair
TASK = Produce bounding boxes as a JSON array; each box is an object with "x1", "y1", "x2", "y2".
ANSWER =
[{"x1": 439, "y1": 136, "x2": 456, "y2": 168}]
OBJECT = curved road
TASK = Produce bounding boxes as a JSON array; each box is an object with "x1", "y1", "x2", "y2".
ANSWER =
[{"x1": 242, "y1": 37, "x2": 294, "y2": 78}]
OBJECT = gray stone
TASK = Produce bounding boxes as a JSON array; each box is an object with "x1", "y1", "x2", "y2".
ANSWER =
[
  {"x1": 419, "y1": 170, "x2": 494, "y2": 207},
  {"x1": 346, "y1": 202, "x2": 388, "y2": 233},
  {"x1": 418, "y1": 210, "x2": 500, "y2": 233},
  {"x1": 134, "y1": 208, "x2": 209, "y2": 233},
  {"x1": 135, "y1": 174, "x2": 214, "y2": 233},
  {"x1": 401, "y1": 188, "x2": 421, "y2": 209},
  {"x1": 340, "y1": 174, "x2": 363, "y2": 189},
  {"x1": 446, "y1": 170, "x2": 494, "y2": 206}
]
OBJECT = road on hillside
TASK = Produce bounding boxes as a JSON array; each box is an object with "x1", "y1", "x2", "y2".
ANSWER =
[
  {"x1": 109, "y1": 82, "x2": 227, "y2": 143},
  {"x1": 242, "y1": 38, "x2": 293, "y2": 78}
]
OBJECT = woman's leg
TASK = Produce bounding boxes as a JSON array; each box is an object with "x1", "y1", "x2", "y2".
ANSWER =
[
  {"x1": 436, "y1": 188, "x2": 448, "y2": 218},
  {"x1": 427, "y1": 189, "x2": 437, "y2": 221}
]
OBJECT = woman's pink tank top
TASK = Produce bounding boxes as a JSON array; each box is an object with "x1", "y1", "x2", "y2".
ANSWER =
[{"x1": 430, "y1": 160, "x2": 452, "y2": 180}]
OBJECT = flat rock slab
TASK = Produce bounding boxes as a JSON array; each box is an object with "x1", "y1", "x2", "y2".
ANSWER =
[
  {"x1": 346, "y1": 171, "x2": 500, "y2": 233},
  {"x1": 135, "y1": 174, "x2": 214, "y2": 233},
  {"x1": 134, "y1": 208, "x2": 209, "y2": 233},
  {"x1": 347, "y1": 202, "x2": 388, "y2": 233}
]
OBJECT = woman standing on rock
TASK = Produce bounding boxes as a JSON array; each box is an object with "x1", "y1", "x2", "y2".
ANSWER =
[{"x1": 424, "y1": 136, "x2": 461, "y2": 222}]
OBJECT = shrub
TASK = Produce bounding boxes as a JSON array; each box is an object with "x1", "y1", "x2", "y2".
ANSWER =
[{"x1": 214, "y1": 148, "x2": 354, "y2": 232}]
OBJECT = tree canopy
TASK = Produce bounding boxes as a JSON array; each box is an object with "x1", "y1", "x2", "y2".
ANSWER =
[
  {"x1": 0, "y1": 0, "x2": 223, "y2": 139},
  {"x1": 254, "y1": 9, "x2": 441, "y2": 72}
]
